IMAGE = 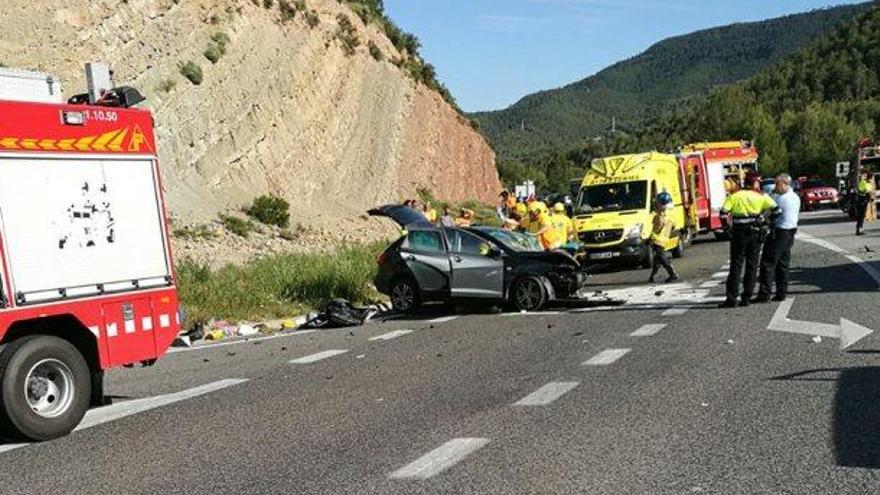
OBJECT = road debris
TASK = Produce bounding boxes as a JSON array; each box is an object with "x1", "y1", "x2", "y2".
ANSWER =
[{"x1": 811, "y1": 336, "x2": 823, "y2": 344}]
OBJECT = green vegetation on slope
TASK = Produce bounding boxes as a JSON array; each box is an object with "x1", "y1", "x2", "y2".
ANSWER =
[
  {"x1": 630, "y1": 3, "x2": 880, "y2": 178},
  {"x1": 178, "y1": 243, "x2": 385, "y2": 323},
  {"x1": 473, "y1": 3, "x2": 871, "y2": 160}
]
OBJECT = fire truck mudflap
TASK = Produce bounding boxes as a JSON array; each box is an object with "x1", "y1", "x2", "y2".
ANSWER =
[{"x1": 0, "y1": 65, "x2": 179, "y2": 441}]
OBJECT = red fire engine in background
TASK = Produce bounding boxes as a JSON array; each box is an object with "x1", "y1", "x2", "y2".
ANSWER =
[
  {"x1": 0, "y1": 64, "x2": 179, "y2": 440},
  {"x1": 679, "y1": 141, "x2": 760, "y2": 239}
]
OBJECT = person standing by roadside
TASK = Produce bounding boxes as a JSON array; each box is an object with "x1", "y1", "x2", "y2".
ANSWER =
[
  {"x1": 648, "y1": 193, "x2": 679, "y2": 284},
  {"x1": 755, "y1": 174, "x2": 800, "y2": 303},
  {"x1": 718, "y1": 172, "x2": 782, "y2": 308},
  {"x1": 856, "y1": 172, "x2": 876, "y2": 235},
  {"x1": 550, "y1": 203, "x2": 575, "y2": 244},
  {"x1": 422, "y1": 202, "x2": 438, "y2": 224},
  {"x1": 439, "y1": 205, "x2": 455, "y2": 227}
]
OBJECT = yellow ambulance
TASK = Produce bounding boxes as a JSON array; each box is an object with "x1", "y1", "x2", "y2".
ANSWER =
[{"x1": 573, "y1": 152, "x2": 689, "y2": 267}]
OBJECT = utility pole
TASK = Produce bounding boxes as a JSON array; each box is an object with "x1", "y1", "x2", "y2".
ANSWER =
[
  {"x1": 611, "y1": 116, "x2": 616, "y2": 135},
  {"x1": 520, "y1": 118, "x2": 525, "y2": 132}
]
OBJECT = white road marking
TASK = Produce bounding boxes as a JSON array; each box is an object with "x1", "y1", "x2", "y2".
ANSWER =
[
  {"x1": 168, "y1": 330, "x2": 317, "y2": 354},
  {"x1": 662, "y1": 307, "x2": 689, "y2": 316},
  {"x1": 700, "y1": 280, "x2": 723, "y2": 288},
  {"x1": 712, "y1": 271, "x2": 727, "y2": 278},
  {"x1": 630, "y1": 323, "x2": 667, "y2": 337},
  {"x1": 428, "y1": 316, "x2": 459, "y2": 324},
  {"x1": 389, "y1": 438, "x2": 490, "y2": 479},
  {"x1": 799, "y1": 232, "x2": 880, "y2": 288},
  {"x1": 369, "y1": 329, "x2": 413, "y2": 341},
  {"x1": 514, "y1": 382, "x2": 579, "y2": 406},
  {"x1": 289, "y1": 349, "x2": 349, "y2": 364},
  {"x1": 0, "y1": 379, "x2": 248, "y2": 454},
  {"x1": 504, "y1": 311, "x2": 561, "y2": 316},
  {"x1": 582, "y1": 348, "x2": 631, "y2": 365}
]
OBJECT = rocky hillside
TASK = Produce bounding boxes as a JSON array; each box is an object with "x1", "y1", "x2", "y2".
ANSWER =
[{"x1": 0, "y1": 0, "x2": 499, "y2": 256}]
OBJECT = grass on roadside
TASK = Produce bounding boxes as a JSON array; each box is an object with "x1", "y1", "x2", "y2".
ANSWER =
[{"x1": 177, "y1": 243, "x2": 386, "y2": 325}]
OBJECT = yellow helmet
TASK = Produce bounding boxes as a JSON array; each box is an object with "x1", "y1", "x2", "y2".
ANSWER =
[
  {"x1": 528, "y1": 201, "x2": 548, "y2": 217},
  {"x1": 553, "y1": 202, "x2": 565, "y2": 213},
  {"x1": 514, "y1": 202, "x2": 527, "y2": 216}
]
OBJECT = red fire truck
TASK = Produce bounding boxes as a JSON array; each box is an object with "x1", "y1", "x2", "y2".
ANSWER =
[
  {"x1": 0, "y1": 64, "x2": 179, "y2": 440},
  {"x1": 679, "y1": 141, "x2": 760, "y2": 239}
]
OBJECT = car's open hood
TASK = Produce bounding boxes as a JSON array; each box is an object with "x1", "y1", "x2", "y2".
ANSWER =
[{"x1": 368, "y1": 204, "x2": 433, "y2": 228}]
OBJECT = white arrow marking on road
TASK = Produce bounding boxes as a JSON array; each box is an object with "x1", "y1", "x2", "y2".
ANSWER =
[{"x1": 768, "y1": 298, "x2": 873, "y2": 350}]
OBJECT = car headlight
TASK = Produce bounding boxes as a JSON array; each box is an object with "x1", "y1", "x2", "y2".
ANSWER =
[{"x1": 625, "y1": 224, "x2": 643, "y2": 240}]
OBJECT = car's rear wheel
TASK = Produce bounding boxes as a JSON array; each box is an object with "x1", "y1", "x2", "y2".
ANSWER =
[
  {"x1": 512, "y1": 276, "x2": 548, "y2": 312},
  {"x1": 390, "y1": 278, "x2": 420, "y2": 314}
]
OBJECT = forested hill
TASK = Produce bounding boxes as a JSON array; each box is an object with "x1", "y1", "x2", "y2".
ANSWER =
[
  {"x1": 633, "y1": 2, "x2": 880, "y2": 177},
  {"x1": 471, "y1": 2, "x2": 872, "y2": 159}
]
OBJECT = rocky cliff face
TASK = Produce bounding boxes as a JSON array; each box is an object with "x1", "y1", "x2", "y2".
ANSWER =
[{"x1": 0, "y1": 0, "x2": 499, "y2": 238}]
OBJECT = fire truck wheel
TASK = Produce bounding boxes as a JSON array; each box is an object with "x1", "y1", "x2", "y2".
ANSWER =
[{"x1": 0, "y1": 335, "x2": 91, "y2": 441}]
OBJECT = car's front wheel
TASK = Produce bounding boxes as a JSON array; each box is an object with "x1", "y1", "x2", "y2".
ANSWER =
[
  {"x1": 390, "y1": 277, "x2": 420, "y2": 314},
  {"x1": 512, "y1": 276, "x2": 548, "y2": 312}
]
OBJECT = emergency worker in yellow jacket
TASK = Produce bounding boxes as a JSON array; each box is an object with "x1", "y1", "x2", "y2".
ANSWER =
[
  {"x1": 718, "y1": 172, "x2": 782, "y2": 308},
  {"x1": 856, "y1": 172, "x2": 876, "y2": 235},
  {"x1": 550, "y1": 203, "x2": 575, "y2": 244},
  {"x1": 527, "y1": 202, "x2": 554, "y2": 250},
  {"x1": 649, "y1": 193, "x2": 679, "y2": 283}
]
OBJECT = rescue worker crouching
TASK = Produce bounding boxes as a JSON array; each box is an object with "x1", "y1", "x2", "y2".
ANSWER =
[
  {"x1": 648, "y1": 192, "x2": 679, "y2": 284},
  {"x1": 718, "y1": 172, "x2": 782, "y2": 308},
  {"x1": 454, "y1": 208, "x2": 475, "y2": 227},
  {"x1": 504, "y1": 202, "x2": 528, "y2": 231}
]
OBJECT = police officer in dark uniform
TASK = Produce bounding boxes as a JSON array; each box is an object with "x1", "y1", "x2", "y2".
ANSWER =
[{"x1": 718, "y1": 172, "x2": 782, "y2": 308}]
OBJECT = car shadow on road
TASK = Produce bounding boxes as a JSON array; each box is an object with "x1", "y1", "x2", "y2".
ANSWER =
[{"x1": 770, "y1": 367, "x2": 880, "y2": 469}]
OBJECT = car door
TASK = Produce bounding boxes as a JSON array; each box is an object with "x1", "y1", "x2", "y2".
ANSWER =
[
  {"x1": 446, "y1": 229, "x2": 504, "y2": 298},
  {"x1": 400, "y1": 228, "x2": 451, "y2": 295}
]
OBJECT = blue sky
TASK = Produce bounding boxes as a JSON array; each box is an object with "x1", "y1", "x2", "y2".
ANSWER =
[{"x1": 383, "y1": 0, "x2": 867, "y2": 112}]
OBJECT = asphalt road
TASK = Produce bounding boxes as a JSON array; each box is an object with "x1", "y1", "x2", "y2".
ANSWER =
[{"x1": 2, "y1": 211, "x2": 880, "y2": 494}]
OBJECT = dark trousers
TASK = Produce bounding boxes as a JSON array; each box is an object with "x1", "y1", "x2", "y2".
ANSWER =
[
  {"x1": 758, "y1": 228, "x2": 796, "y2": 298},
  {"x1": 856, "y1": 197, "x2": 870, "y2": 233},
  {"x1": 650, "y1": 244, "x2": 675, "y2": 279},
  {"x1": 725, "y1": 225, "x2": 762, "y2": 302}
]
